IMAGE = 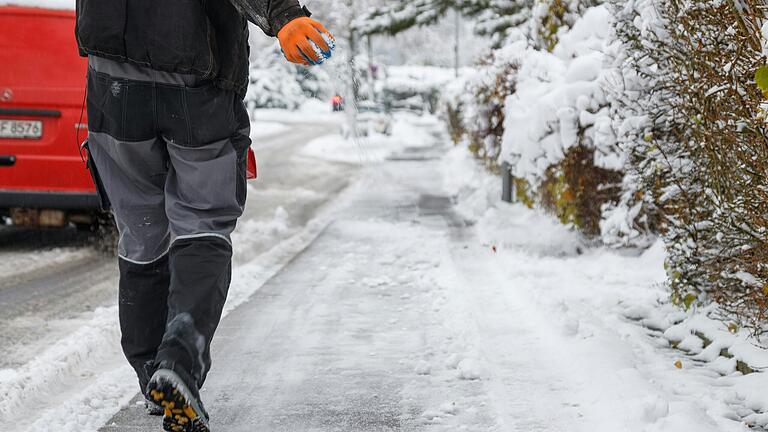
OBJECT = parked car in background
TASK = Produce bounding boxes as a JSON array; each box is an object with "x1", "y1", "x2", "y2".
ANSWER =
[
  {"x1": 386, "y1": 93, "x2": 427, "y2": 114},
  {"x1": 0, "y1": 4, "x2": 103, "y2": 230},
  {"x1": 340, "y1": 101, "x2": 393, "y2": 138}
]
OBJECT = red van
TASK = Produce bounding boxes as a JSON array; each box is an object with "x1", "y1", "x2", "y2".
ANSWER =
[
  {"x1": 0, "y1": 4, "x2": 98, "y2": 228},
  {"x1": 0, "y1": 4, "x2": 257, "y2": 230}
]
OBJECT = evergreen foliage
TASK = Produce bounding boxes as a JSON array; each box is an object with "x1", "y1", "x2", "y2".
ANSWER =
[
  {"x1": 353, "y1": 0, "x2": 533, "y2": 46},
  {"x1": 610, "y1": 0, "x2": 768, "y2": 333}
]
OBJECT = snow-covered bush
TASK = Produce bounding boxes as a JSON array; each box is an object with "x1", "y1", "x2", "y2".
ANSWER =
[
  {"x1": 609, "y1": 0, "x2": 768, "y2": 333},
  {"x1": 443, "y1": 48, "x2": 520, "y2": 170},
  {"x1": 369, "y1": 0, "x2": 768, "y2": 332},
  {"x1": 245, "y1": 44, "x2": 333, "y2": 110},
  {"x1": 599, "y1": 0, "x2": 670, "y2": 249},
  {"x1": 498, "y1": 5, "x2": 624, "y2": 237},
  {"x1": 529, "y1": 0, "x2": 604, "y2": 51}
]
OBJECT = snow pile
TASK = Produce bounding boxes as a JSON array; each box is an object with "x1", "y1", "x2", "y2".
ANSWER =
[
  {"x1": 501, "y1": 5, "x2": 621, "y2": 185},
  {"x1": 249, "y1": 121, "x2": 289, "y2": 140},
  {"x1": 442, "y1": 144, "x2": 584, "y2": 257},
  {"x1": 302, "y1": 112, "x2": 439, "y2": 164},
  {"x1": 622, "y1": 300, "x2": 768, "y2": 429},
  {"x1": 0, "y1": 0, "x2": 73, "y2": 9},
  {"x1": 251, "y1": 99, "x2": 340, "y2": 125},
  {"x1": 0, "y1": 247, "x2": 90, "y2": 281},
  {"x1": 0, "y1": 306, "x2": 133, "y2": 431}
]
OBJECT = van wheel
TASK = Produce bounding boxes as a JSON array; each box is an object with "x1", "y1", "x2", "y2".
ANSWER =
[
  {"x1": 74, "y1": 221, "x2": 95, "y2": 232},
  {"x1": 91, "y1": 213, "x2": 118, "y2": 256}
]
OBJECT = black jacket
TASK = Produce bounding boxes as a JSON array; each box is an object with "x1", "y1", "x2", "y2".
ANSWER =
[{"x1": 75, "y1": 0, "x2": 307, "y2": 97}]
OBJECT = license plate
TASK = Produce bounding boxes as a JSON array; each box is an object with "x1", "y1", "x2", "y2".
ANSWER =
[{"x1": 0, "y1": 119, "x2": 43, "y2": 139}]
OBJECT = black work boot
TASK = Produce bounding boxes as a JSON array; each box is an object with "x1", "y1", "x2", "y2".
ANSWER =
[
  {"x1": 147, "y1": 369, "x2": 209, "y2": 432},
  {"x1": 139, "y1": 361, "x2": 164, "y2": 415}
]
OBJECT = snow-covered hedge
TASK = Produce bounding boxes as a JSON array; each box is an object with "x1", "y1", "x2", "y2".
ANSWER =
[
  {"x1": 501, "y1": 5, "x2": 624, "y2": 237},
  {"x1": 446, "y1": 2, "x2": 625, "y2": 236},
  {"x1": 608, "y1": 0, "x2": 768, "y2": 334},
  {"x1": 443, "y1": 48, "x2": 519, "y2": 170},
  {"x1": 444, "y1": 0, "x2": 768, "y2": 334}
]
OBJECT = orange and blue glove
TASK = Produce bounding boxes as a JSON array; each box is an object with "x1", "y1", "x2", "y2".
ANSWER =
[{"x1": 277, "y1": 17, "x2": 334, "y2": 66}]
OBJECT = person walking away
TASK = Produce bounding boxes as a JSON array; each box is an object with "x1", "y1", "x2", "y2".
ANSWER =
[{"x1": 75, "y1": 1, "x2": 334, "y2": 430}]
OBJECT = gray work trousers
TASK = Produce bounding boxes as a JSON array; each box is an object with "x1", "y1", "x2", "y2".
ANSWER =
[{"x1": 85, "y1": 56, "x2": 251, "y2": 396}]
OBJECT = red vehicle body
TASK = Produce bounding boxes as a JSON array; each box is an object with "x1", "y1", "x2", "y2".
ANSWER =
[
  {"x1": 0, "y1": 6, "x2": 257, "y2": 228},
  {"x1": 0, "y1": 5, "x2": 95, "y2": 227}
]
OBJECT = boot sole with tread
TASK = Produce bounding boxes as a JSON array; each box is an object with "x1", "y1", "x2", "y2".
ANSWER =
[{"x1": 147, "y1": 370, "x2": 209, "y2": 432}]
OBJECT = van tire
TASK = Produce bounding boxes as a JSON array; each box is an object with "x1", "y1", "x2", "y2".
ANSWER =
[{"x1": 90, "y1": 213, "x2": 118, "y2": 256}]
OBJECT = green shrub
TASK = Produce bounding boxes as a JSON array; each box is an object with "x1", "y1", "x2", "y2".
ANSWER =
[{"x1": 542, "y1": 146, "x2": 622, "y2": 237}]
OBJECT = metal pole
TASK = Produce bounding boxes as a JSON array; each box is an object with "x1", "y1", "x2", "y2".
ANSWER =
[
  {"x1": 501, "y1": 161, "x2": 513, "y2": 203},
  {"x1": 367, "y1": 34, "x2": 373, "y2": 70},
  {"x1": 350, "y1": 33, "x2": 359, "y2": 101},
  {"x1": 346, "y1": 0, "x2": 359, "y2": 102},
  {"x1": 454, "y1": 9, "x2": 460, "y2": 78},
  {"x1": 367, "y1": 34, "x2": 375, "y2": 101}
]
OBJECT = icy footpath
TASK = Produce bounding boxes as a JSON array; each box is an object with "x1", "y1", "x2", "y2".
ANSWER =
[{"x1": 442, "y1": 144, "x2": 768, "y2": 431}]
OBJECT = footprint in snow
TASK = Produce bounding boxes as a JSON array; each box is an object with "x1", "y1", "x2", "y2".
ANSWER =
[
  {"x1": 415, "y1": 361, "x2": 431, "y2": 375},
  {"x1": 457, "y1": 359, "x2": 484, "y2": 380}
]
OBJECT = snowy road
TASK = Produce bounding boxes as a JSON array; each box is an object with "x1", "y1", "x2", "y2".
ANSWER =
[
  {"x1": 0, "y1": 119, "x2": 347, "y2": 368},
  {"x1": 0, "y1": 229, "x2": 115, "y2": 369},
  {"x1": 0, "y1": 117, "x2": 359, "y2": 431}
]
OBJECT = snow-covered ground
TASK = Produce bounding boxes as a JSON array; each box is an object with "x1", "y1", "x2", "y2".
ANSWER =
[
  {"x1": 250, "y1": 121, "x2": 289, "y2": 140},
  {"x1": 252, "y1": 99, "x2": 342, "y2": 125},
  {"x1": 0, "y1": 245, "x2": 91, "y2": 282},
  {"x1": 302, "y1": 112, "x2": 438, "y2": 164}
]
